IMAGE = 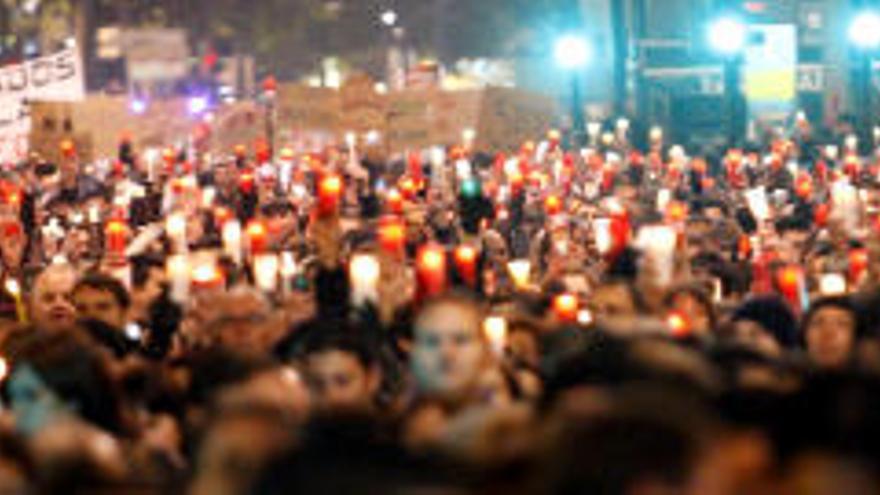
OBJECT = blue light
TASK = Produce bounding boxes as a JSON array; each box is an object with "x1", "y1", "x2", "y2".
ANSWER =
[
  {"x1": 554, "y1": 35, "x2": 591, "y2": 69},
  {"x1": 850, "y1": 11, "x2": 880, "y2": 49},
  {"x1": 188, "y1": 96, "x2": 209, "y2": 115},
  {"x1": 708, "y1": 17, "x2": 748, "y2": 55}
]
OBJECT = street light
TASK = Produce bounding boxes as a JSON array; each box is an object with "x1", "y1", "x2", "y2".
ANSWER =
[
  {"x1": 708, "y1": 16, "x2": 747, "y2": 148},
  {"x1": 554, "y1": 35, "x2": 591, "y2": 70},
  {"x1": 849, "y1": 11, "x2": 880, "y2": 154},
  {"x1": 554, "y1": 34, "x2": 591, "y2": 146},
  {"x1": 849, "y1": 11, "x2": 880, "y2": 49},
  {"x1": 708, "y1": 17, "x2": 748, "y2": 55},
  {"x1": 381, "y1": 9, "x2": 398, "y2": 27}
]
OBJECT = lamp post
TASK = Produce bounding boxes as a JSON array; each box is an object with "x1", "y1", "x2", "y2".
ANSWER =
[
  {"x1": 708, "y1": 17, "x2": 747, "y2": 148},
  {"x1": 849, "y1": 10, "x2": 880, "y2": 155},
  {"x1": 262, "y1": 76, "x2": 277, "y2": 160},
  {"x1": 554, "y1": 34, "x2": 591, "y2": 147}
]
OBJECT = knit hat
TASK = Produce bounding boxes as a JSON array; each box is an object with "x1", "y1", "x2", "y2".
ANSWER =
[{"x1": 731, "y1": 295, "x2": 799, "y2": 348}]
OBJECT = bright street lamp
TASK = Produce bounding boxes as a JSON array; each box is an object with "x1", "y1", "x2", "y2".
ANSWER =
[
  {"x1": 850, "y1": 11, "x2": 880, "y2": 49},
  {"x1": 381, "y1": 9, "x2": 398, "y2": 27},
  {"x1": 554, "y1": 35, "x2": 591, "y2": 69},
  {"x1": 554, "y1": 34, "x2": 591, "y2": 147},
  {"x1": 708, "y1": 17, "x2": 747, "y2": 55}
]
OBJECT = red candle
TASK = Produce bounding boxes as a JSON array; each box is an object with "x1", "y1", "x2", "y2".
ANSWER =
[
  {"x1": 777, "y1": 265, "x2": 805, "y2": 313},
  {"x1": 318, "y1": 174, "x2": 343, "y2": 216},
  {"x1": 849, "y1": 248, "x2": 869, "y2": 285},
  {"x1": 545, "y1": 194, "x2": 562, "y2": 216},
  {"x1": 738, "y1": 235, "x2": 752, "y2": 260},
  {"x1": 795, "y1": 173, "x2": 813, "y2": 199},
  {"x1": 667, "y1": 311, "x2": 691, "y2": 338},
  {"x1": 416, "y1": 244, "x2": 447, "y2": 300},
  {"x1": 454, "y1": 245, "x2": 478, "y2": 287},
  {"x1": 386, "y1": 188, "x2": 404, "y2": 215},
  {"x1": 553, "y1": 293, "x2": 579, "y2": 322},
  {"x1": 60, "y1": 139, "x2": 76, "y2": 158},
  {"x1": 105, "y1": 219, "x2": 127, "y2": 256},
  {"x1": 247, "y1": 221, "x2": 268, "y2": 255},
  {"x1": 399, "y1": 177, "x2": 417, "y2": 200},
  {"x1": 814, "y1": 203, "x2": 829, "y2": 227},
  {"x1": 378, "y1": 217, "x2": 406, "y2": 257},
  {"x1": 665, "y1": 201, "x2": 688, "y2": 224},
  {"x1": 239, "y1": 170, "x2": 255, "y2": 194}
]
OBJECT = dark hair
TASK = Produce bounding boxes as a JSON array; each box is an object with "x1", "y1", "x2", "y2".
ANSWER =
[
  {"x1": 4, "y1": 330, "x2": 129, "y2": 435},
  {"x1": 664, "y1": 284, "x2": 717, "y2": 330},
  {"x1": 801, "y1": 296, "x2": 864, "y2": 344},
  {"x1": 731, "y1": 295, "x2": 799, "y2": 348},
  {"x1": 73, "y1": 273, "x2": 131, "y2": 309},
  {"x1": 130, "y1": 254, "x2": 165, "y2": 289},
  {"x1": 301, "y1": 330, "x2": 380, "y2": 370}
]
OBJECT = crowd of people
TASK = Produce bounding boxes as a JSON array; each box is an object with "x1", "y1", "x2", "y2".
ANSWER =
[{"x1": 0, "y1": 117, "x2": 877, "y2": 494}]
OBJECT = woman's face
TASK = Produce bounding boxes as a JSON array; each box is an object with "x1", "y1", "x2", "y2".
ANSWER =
[{"x1": 806, "y1": 307, "x2": 857, "y2": 369}]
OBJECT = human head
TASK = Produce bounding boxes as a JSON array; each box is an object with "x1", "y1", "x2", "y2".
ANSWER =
[
  {"x1": 72, "y1": 273, "x2": 130, "y2": 330},
  {"x1": 410, "y1": 293, "x2": 489, "y2": 403},
  {"x1": 301, "y1": 329, "x2": 381, "y2": 413},
  {"x1": 664, "y1": 285, "x2": 716, "y2": 338},
  {"x1": 727, "y1": 296, "x2": 799, "y2": 357},
  {"x1": 590, "y1": 279, "x2": 643, "y2": 320},
  {"x1": 802, "y1": 297, "x2": 861, "y2": 370},
  {"x1": 29, "y1": 263, "x2": 77, "y2": 333},
  {"x1": 3, "y1": 330, "x2": 125, "y2": 436}
]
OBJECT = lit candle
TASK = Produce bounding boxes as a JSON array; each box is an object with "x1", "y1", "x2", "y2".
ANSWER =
[
  {"x1": 105, "y1": 219, "x2": 128, "y2": 257},
  {"x1": 246, "y1": 221, "x2": 268, "y2": 255},
  {"x1": 386, "y1": 188, "x2": 404, "y2": 215},
  {"x1": 239, "y1": 169, "x2": 255, "y2": 194},
  {"x1": 5, "y1": 279, "x2": 26, "y2": 324},
  {"x1": 166, "y1": 212, "x2": 187, "y2": 252},
  {"x1": 593, "y1": 218, "x2": 613, "y2": 255},
  {"x1": 191, "y1": 257, "x2": 224, "y2": 291},
  {"x1": 318, "y1": 174, "x2": 343, "y2": 217},
  {"x1": 667, "y1": 311, "x2": 691, "y2": 338},
  {"x1": 349, "y1": 254, "x2": 380, "y2": 307},
  {"x1": 201, "y1": 186, "x2": 216, "y2": 209},
  {"x1": 253, "y1": 254, "x2": 279, "y2": 293},
  {"x1": 507, "y1": 259, "x2": 531, "y2": 290},
  {"x1": 636, "y1": 225, "x2": 677, "y2": 287},
  {"x1": 553, "y1": 293, "x2": 579, "y2": 322},
  {"x1": 378, "y1": 217, "x2": 406, "y2": 257},
  {"x1": 482, "y1": 316, "x2": 508, "y2": 358},
  {"x1": 166, "y1": 254, "x2": 190, "y2": 304},
  {"x1": 777, "y1": 265, "x2": 806, "y2": 314},
  {"x1": 819, "y1": 273, "x2": 847, "y2": 296},
  {"x1": 849, "y1": 248, "x2": 869, "y2": 286},
  {"x1": 416, "y1": 244, "x2": 447, "y2": 299},
  {"x1": 545, "y1": 194, "x2": 563, "y2": 216},
  {"x1": 454, "y1": 245, "x2": 478, "y2": 288},
  {"x1": 222, "y1": 220, "x2": 243, "y2": 265}
]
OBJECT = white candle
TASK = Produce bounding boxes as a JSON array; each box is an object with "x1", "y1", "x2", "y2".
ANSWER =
[
  {"x1": 656, "y1": 189, "x2": 671, "y2": 214},
  {"x1": 201, "y1": 187, "x2": 216, "y2": 209},
  {"x1": 819, "y1": 273, "x2": 847, "y2": 296},
  {"x1": 593, "y1": 218, "x2": 613, "y2": 255},
  {"x1": 166, "y1": 211, "x2": 187, "y2": 252},
  {"x1": 349, "y1": 254, "x2": 380, "y2": 307},
  {"x1": 482, "y1": 316, "x2": 508, "y2": 358},
  {"x1": 253, "y1": 253, "x2": 279, "y2": 293},
  {"x1": 636, "y1": 225, "x2": 677, "y2": 287},
  {"x1": 222, "y1": 220, "x2": 242, "y2": 265},
  {"x1": 507, "y1": 259, "x2": 531, "y2": 290},
  {"x1": 744, "y1": 187, "x2": 770, "y2": 222},
  {"x1": 166, "y1": 254, "x2": 190, "y2": 304}
]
